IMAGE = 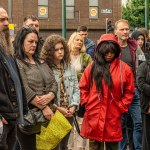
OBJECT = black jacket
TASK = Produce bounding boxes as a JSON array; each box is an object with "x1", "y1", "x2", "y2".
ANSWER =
[
  {"x1": 0, "y1": 47, "x2": 27, "y2": 122},
  {"x1": 137, "y1": 61, "x2": 150, "y2": 113}
]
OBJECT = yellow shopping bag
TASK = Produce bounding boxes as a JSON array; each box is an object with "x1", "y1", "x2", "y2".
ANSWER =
[{"x1": 36, "y1": 110, "x2": 73, "y2": 150}]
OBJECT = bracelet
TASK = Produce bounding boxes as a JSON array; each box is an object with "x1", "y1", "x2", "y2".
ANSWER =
[{"x1": 41, "y1": 105, "x2": 47, "y2": 110}]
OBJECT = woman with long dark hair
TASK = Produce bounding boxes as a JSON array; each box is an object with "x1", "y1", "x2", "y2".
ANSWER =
[
  {"x1": 13, "y1": 26, "x2": 57, "y2": 150},
  {"x1": 79, "y1": 34, "x2": 135, "y2": 150}
]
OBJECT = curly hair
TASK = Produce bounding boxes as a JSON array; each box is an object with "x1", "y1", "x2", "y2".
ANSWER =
[
  {"x1": 13, "y1": 25, "x2": 39, "y2": 63},
  {"x1": 40, "y1": 34, "x2": 70, "y2": 68},
  {"x1": 68, "y1": 32, "x2": 85, "y2": 53}
]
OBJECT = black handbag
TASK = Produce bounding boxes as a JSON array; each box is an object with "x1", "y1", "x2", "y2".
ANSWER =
[
  {"x1": 23, "y1": 108, "x2": 47, "y2": 126},
  {"x1": 19, "y1": 107, "x2": 48, "y2": 135},
  {"x1": 76, "y1": 103, "x2": 86, "y2": 118}
]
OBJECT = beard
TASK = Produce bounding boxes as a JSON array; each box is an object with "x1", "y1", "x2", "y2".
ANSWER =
[{"x1": 0, "y1": 27, "x2": 13, "y2": 55}]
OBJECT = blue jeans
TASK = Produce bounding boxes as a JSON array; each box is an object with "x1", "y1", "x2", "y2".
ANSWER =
[{"x1": 119, "y1": 89, "x2": 142, "y2": 150}]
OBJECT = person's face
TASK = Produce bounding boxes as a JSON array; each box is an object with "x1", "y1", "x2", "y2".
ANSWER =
[
  {"x1": 54, "y1": 43, "x2": 64, "y2": 63},
  {"x1": 0, "y1": 8, "x2": 9, "y2": 32},
  {"x1": 137, "y1": 35, "x2": 144, "y2": 48},
  {"x1": 23, "y1": 33, "x2": 38, "y2": 57},
  {"x1": 115, "y1": 22, "x2": 129, "y2": 41},
  {"x1": 24, "y1": 19, "x2": 39, "y2": 32},
  {"x1": 74, "y1": 34, "x2": 83, "y2": 50},
  {"x1": 104, "y1": 50, "x2": 115, "y2": 62},
  {"x1": 79, "y1": 31, "x2": 88, "y2": 41}
]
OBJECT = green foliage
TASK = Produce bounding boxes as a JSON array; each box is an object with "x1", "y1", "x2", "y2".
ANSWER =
[{"x1": 122, "y1": 0, "x2": 149, "y2": 28}]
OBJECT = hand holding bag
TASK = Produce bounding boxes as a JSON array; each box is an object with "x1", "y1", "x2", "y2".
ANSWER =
[{"x1": 36, "y1": 110, "x2": 73, "y2": 150}]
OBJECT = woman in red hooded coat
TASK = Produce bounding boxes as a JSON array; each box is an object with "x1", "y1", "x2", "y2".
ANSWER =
[{"x1": 79, "y1": 34, "x2": 135, "y2": 150}]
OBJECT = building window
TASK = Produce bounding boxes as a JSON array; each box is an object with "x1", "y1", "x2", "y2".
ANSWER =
[
  {"x1": 38, "y1": 0, "x2": 48, "y2": 18},
  {"x1": 66, "y1": 0, "x2": 74, "y2": 19},
  {"x1": 89, "y1": 0, "x2": 98, "y2": 19}
]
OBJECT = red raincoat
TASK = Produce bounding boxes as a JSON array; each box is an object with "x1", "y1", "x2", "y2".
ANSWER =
[{"x1": 79, "y1": 34, "x2": 135, "y2": 142}]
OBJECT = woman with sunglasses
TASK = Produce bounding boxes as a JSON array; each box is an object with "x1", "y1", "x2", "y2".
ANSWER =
[{"x1": 13, "y1": 26, "x2": 57, "y2": 150}]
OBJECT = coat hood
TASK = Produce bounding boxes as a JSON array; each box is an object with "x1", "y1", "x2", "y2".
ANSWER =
[
  {"x1": 131, "y1": 30, "x2": 145, "y2": 41},
  {"x1": 97, "y1": 33, "x2": 121, "y2": 56},
  {"x1": 131, "y1": 30, "x2": 146, "y2": 52}
]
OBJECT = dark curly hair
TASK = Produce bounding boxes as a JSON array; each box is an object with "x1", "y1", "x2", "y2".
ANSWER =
[
  {"x1": 13, "y1": 25, "x2": 39, "y2": 63},
  {"x1": 40, "y1": 34, "x2": 70, "y2": 68}
]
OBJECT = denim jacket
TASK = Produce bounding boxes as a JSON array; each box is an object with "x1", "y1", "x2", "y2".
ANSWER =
[{"x1": 52, "y1": 63, "x2": 80, "y2": 108}]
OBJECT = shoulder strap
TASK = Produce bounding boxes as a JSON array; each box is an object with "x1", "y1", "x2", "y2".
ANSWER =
[{"x1": 73, "y1": 114, "x2": 85, "y2": 139}]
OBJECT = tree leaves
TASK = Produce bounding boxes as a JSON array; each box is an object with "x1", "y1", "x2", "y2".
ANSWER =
[{"x1": 122, "y1": 0, "x2": 148, "y2": 28}]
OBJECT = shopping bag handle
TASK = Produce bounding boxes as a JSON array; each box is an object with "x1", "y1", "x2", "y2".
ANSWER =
[{"x1": 73, "y1": 114, "x2": 85, "y2": 139}]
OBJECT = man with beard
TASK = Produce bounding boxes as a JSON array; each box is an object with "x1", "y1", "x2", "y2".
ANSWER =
[{"x1": 0, "y1": 6, "x2": 27, "y2": 150}]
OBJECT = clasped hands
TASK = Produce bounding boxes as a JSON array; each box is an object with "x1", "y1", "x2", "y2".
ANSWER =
[
  {"x1": 53, "y1": 104, "x2": 76, "y2": 118},
  {"x1": 32, "y1": 93, "x2": 55, "y2": 120}
]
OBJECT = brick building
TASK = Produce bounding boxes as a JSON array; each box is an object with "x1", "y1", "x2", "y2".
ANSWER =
[{"x1": 0, "y1": 0, "x2": 121, "y2": 42}]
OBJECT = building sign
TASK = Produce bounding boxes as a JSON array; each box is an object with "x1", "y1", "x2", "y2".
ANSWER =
[
  {"x1": 90, "y1": 8, "x2": 97, "y2": 16},
  {"x1": 38, "y1": 6, "x2": 48, "y2": 18},
  {"x1": 101, "y1": 9, "x2": 112, "y2": 14},
  {"x1": 9, "y1": 24, "x2": 14, "y2": 35},
  {"x1": 89, "y1": 7, "x2": 98, "y2": 19},
  {"x1": 39, "y1": 7, "x2": 47, "y2": 15}
]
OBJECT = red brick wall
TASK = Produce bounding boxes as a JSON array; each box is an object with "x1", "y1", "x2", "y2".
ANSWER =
[{"x1": 0, "y1": 0, "x2": 121, "y2": 42}]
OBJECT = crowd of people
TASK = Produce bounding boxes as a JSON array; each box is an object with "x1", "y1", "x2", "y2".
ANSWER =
[{"x1": 0, "y1": 6, "x2": 150, "y2": 150}]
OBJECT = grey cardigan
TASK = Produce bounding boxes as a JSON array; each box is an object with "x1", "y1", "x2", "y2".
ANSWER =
[{"x1": 16, "y1": 59, "x2": 57, "y2": 103}]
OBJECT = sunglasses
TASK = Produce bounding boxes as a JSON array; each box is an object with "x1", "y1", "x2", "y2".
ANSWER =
[{"x1": 0, "y1": 18, "x2": 8, "y2": 23}]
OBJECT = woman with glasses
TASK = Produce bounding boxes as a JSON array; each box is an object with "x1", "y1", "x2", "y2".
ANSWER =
[{"x1": 13, "y1": 26, "x2": 57, "y2": 150}]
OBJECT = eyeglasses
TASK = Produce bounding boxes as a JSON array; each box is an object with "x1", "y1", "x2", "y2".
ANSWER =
[
  {"x1": 22, "y1": 25, "x2": 37, "y2": 33},
  {"x1": 0, "y1": 18, "x2": 8, "y2": 23},
  {"x1": 23, "y1": 25, "x2": 34, "y2": 30}
]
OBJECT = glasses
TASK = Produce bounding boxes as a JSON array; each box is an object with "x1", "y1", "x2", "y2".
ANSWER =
[
  {"x1": 0, "y1": 18, "x2": 8, "y2": 23},
  {"x1": 22, "y1": 25, "x2": 37, "y2": 33},
  {"x1": 23, "y1": 25, "x2": 34, "y2": 29}
]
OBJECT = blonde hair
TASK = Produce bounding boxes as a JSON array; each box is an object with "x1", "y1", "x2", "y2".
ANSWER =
[
  {"x1": 114, "y1": 19, "x2": 129, "y2": 30},
  {"x1": 68, "y1": 32, "x2": 85, "y2": 53}
]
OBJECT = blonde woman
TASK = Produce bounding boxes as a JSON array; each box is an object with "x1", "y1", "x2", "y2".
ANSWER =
[
  {"x1": 68, "y1": 32, "x2": 92, "y2": 150},
  {"x1": 68, "y1": 32, "x2": 92, "y2": 80}
]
